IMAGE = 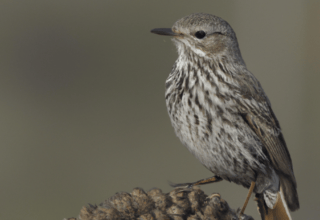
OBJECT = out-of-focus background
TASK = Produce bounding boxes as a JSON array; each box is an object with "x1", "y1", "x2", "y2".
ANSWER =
[{"x1": 0, "y1": 1, "x2": 319, "y2": 219}]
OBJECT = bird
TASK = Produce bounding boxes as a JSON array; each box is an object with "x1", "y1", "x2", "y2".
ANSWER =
[{"x1": 151, "y1": 13, "x2": 299, "y2": 219}]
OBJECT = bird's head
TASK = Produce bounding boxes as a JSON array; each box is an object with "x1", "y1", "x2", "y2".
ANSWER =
[{"x1": 151, "y1": 13, "x2": 243, "y2": 63}]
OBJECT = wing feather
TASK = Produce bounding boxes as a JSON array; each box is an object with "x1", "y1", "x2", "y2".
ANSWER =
[{"x1": 236, "y1": 72, "x2": 296, "y2": 185}]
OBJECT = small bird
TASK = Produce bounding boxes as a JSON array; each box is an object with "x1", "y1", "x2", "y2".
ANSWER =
[{"x1": 151, "y1": 13, "x2": 299, "y2": 219}]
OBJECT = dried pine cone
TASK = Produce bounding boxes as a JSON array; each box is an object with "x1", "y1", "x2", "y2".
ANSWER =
[{"x1": 65, "y1": 186, "x2": 254, "y2": 220}]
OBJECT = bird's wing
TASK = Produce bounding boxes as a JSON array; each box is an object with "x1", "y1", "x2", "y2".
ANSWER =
[{"x1": 236, "y1": 73, "x2": 296, "y2": 183}]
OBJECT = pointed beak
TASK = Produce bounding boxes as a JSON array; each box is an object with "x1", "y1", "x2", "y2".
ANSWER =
[{"x1": 150, "y1": 28, "x2": 180, "y2": 36}]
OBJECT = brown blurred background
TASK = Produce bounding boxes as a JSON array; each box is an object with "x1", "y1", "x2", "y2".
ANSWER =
[{"x1": 0, "y1": 1, "x2": 319, "y2": 219}]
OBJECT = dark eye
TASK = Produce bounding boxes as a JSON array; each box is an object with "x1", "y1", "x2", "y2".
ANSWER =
[{"x1": 195, "y1": 31, "x2": 206, "y2": 39}]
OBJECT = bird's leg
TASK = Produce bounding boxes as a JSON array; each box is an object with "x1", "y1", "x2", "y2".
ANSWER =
[
  {"x1": 239, "y1": 181, "x2": 256, "y2": 216},
  {"x1": 170, "y1": 176, "x2": 222, "y2": 188}
]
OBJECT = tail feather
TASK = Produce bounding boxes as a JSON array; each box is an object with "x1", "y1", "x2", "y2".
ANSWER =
[
  {"x1": 256, "y1": 187, "x2": 292, "y2": 220},
  {"x1": 280, "y1": 175, "x2": 300, "y2": 211}
]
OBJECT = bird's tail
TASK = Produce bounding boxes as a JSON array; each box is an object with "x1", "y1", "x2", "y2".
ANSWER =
[{"x1": 255, "y1": 187, "x2": 292, "y2": 220}]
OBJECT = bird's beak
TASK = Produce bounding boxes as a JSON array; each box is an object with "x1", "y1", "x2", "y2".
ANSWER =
[{"x1": 150, "y1": 28, "x2": 180, "y2": 36}]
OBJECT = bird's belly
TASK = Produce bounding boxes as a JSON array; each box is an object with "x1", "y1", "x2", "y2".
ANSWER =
[{"x1": 166, "y1": 94, "x2": 266, "y2": 186}]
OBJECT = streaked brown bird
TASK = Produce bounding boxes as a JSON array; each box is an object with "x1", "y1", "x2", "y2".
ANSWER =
[{"x1": 151, "y1": 13, "x2": 299, "y2": 219}]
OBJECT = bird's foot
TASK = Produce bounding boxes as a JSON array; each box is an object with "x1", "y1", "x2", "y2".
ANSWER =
[{"x1": 169, "y1": 176, "x2": 222, "y2": 188}]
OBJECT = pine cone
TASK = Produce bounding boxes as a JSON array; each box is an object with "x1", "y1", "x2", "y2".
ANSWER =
[{"x1": 65, "y1": 186, "x2": 254, "y2": 220}]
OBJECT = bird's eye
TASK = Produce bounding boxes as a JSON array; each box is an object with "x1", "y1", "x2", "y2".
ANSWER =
[{"x1": 195, "y1": 31, "x2": 206, "y2": 39}]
